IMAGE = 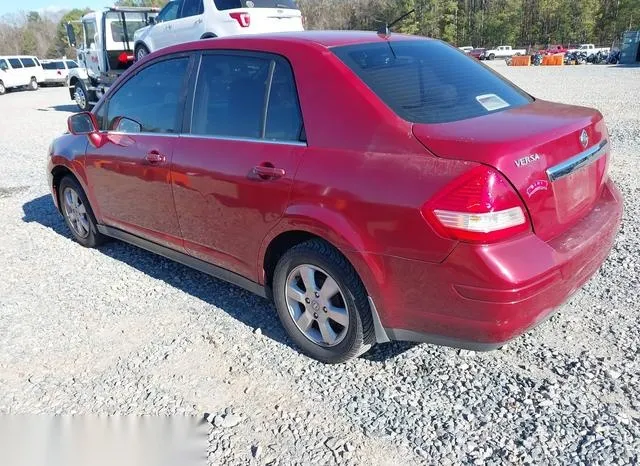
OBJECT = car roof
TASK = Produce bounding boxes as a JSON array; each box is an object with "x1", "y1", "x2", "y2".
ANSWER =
[{"x1": 160, "y1": 30, "x2": 430, "y2": 55}]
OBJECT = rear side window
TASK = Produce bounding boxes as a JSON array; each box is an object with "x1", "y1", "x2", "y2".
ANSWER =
[
  {"x1": 44, "y1": 61, "x2": 65, "y2": 70},
  {"x1": 8, "y1": 58, "x2": 22, "y2": 68},
  {"x1": 21, "y1": 58, "x2": 36, "y2": 68},
  {"x1": 332, "y1": 40, "x2": 532, "y2": 124},
  {"x1": 180, "y1": 0, "x2": 204, "y2": 18},
  {"x1": 191, "y1": 54, "x2": 302, "y2": 142},
  {"x1": 106, "y1": 57, "x2": 189, "y2": 133},
  {"x1": 66, "y1": 61, "x2": 79, "y2": 69},
  {"x1": 214, "y1": 0, "x2": 298, "y2": 10}
]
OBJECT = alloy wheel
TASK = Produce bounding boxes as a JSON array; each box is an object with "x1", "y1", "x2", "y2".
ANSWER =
[
  {"x1": 74, "y1": 87, "x2": 86, "y2": 110},
  {"x1": 285, "y1": 264, "x2": 350, "y2": 347},
  {"x1": 63, "y1": 187, "x2": 90, "y2": 238},
  {"x1": 136, "y1": 47, "x2": 147, "y2": 61}
]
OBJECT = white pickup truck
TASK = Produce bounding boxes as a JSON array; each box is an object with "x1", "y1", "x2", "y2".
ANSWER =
[
  {"x1": 485, "y1": 45, "x2": 527, "y2": 60},
  {"x1": 567, "y1": 44, "x2": 610, "y2": 56}
]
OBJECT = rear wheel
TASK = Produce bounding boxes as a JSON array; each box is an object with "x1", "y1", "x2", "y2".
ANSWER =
[
  {"x1": 0, "y1": 80, "x2": 5, "y2": 95},
  {"x1": 489, "y1": 53, "x2": 496, "y2": 60},
  {"x1": 29, "y1": 77, "x2": 38, "y2": 91},
  {"x1": 59, "y1": 176, "x2": 106, "y2": 248},
  {"x1": 272, "y1": 239, "x2": 375, "y2": 363}
]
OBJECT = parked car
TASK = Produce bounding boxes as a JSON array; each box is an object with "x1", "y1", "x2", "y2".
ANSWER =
[
  {"x1": 41, "y1": 59, "x2": 79, "y2": 86},
  {"x1": 49, "y1": 32, "x2": 622, "y2": 363},
  {"x1": 485, "y1": 45, "x2": 527, "y2": 60},
  {"x1": 458, "y1": 46, "x2": 473, "y2": 53},
  {"x1": 540, "y1": 44, "x2": 567, "y2": 55},
  {"x1": 0, "y1": 55, "x2": 44, "y2": 94},
  {"x1": 469, "y1": 47, "x2": 487, "y2": 60},
  {"x1": 567, "y1": 44, "x2": 610, "y2": 56},
  {"x1": 133, "y1": 0, "x2": 304, "y2": 61}
]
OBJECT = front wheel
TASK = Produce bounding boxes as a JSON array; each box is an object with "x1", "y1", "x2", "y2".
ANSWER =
[
  {"x1": 489, "y1": 53, "x2": 495, "y2": 60},
  {"x1": 272, "y1": 239, "x2": 375, "y2": 363},
  {"x1": 73, "y1": 81, "x2": 91, "y2": 111},
  {"x1": 59, "y1": 176, "x2": 106, "y2": 248},
  {"x1": 135, "y1": 44, "x2": 150, "y2": 62}
]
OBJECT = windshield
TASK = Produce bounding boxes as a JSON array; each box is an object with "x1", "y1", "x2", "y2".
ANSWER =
[
  {"x1": 214, "y1": 0, "x2": 298, "y2": 10},
  {"x1": 332, "y1": 40, "x2": 532, "y2": 124}
]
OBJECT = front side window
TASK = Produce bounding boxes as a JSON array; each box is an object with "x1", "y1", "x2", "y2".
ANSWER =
[
  {"x1": 157, "y1": 0, "x2": 181, "y2": 22},
  {"x1": 0, "y1": 59, "x2": 9, "y2": 70},
  {"x1": 84, "y1": 20, "x2": 97, "y2": 48},
  {"x1": 332, "y1": 40, "x2": 532, "y2": 124},
  {"x1": 21, "y1": 58, "x2": 36, "y2": 68},
  {"x1": 180, "y1": 0, "x2": 204, "y2": 18},
  {"x1": 214, "y1": 0, "x2": 298, "y2": 10},
  {"x1": 106, "y1": 57, "x2": 189, "y2": 134},
  {"x1": 8, "y1": 58, "x2": 22, "y2": 69}
]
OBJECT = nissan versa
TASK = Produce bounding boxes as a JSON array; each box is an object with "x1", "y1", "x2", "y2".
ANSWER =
[{"x1": 47, "y1": 31, "x2": 623, "y2": 363}]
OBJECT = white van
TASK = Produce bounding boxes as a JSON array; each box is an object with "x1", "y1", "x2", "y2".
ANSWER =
[
  {"x1": 0, "y1": 56, "x2": 45, "y2": 94},
  {"x1": 133, "y1": 0, "x2": 304, "y2": 61},
  {"x1": 41, "y1": 59, "x2": 80, "y2": 86}
]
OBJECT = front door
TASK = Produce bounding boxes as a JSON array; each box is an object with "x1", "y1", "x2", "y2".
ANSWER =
[
  {"x1": 171, "y1": 52, "x2": 305, "y2": 280},
  {"x1": 84, "y1": 55, "x2": 192, "y2": 250},
  {"x1": 149, "y1": 0, "x2": 182, "y2": 51}
]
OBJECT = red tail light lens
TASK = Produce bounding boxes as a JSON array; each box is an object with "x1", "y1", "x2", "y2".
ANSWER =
[
  {"x1": 230, "y1": 12, "x2": 251, "y2": 28},
  {"x1": 421, "y1": 165, "x2": 530, "y2": 243},
  {"x1": 118, "y1": 52, "x2": 133, "y2": 64}
]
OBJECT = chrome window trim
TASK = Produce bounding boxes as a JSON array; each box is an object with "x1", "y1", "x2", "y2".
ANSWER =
[
  {"x1": 180, "y1": 133, "x2": 308, "y2": 147},
  {"x1": 106, "y1": 131, "x2": 181, "y2": 138},
  {"x1": 546, "y1": 139, "x2": 608, "y2": 182}
]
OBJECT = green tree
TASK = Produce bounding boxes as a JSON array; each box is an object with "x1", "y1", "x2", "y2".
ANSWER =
[{"x1": 48, "y1": 9, "x2": 90, "y2": 59}]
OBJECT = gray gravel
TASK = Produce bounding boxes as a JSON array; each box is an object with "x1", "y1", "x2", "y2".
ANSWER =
[{"x1": 0, "y1": 63, "x2": 639, "y2": 465}]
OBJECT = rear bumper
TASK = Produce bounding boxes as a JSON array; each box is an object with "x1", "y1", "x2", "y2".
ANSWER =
[{"x1": 359, "y1": 179, "x2": 623, "y2": 349}]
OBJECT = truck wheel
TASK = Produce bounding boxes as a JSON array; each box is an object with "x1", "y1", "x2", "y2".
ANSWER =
[
  {"x1": 0, "y1": 80, "x2": 5, "y2": 95},
  {"x1": 135, "y1": 44, "x2": 150, "y2": 62},
  {"x1": 29, "y1": 77, "x2": 38, "y2": 91},
  {"x1": 489, "y1": 53, "x2": 495, "y2": 60},
  {"x1": 73, "y1": 81, "x2": 92, "y2": 112}
]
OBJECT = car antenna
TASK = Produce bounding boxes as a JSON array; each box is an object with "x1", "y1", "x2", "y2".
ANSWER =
[{"x1": 376, "y1": 9, "x2": 416, "y2": 36}]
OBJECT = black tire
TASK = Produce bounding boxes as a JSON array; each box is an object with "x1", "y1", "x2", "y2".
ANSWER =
[
  {"x1": 73, "y1": 80, "x2": 92, "y2": 111},
  {"x1": 59, "y1": 175, "x2": 106, "y2": 248},
  {"x1": 272, "y1": 239, "x2": 375, "y2": 363},
  {"x1": 489, "y1": 53, "x2": 496, "y2": 60},
  {"x1": 135, "y1": 43, "x2": 150, "y2": 62},
  {"x1": 0, "y1": 80, "x2": 5, "y2": 95},
  {"x1": 29, "y1": 77, "x2": 38, "y2": 91}
]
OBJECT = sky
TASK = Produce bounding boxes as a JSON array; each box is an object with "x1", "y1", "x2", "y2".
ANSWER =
[{"x1": 0, "y1": 1, "x2": 105, "y2": 17}]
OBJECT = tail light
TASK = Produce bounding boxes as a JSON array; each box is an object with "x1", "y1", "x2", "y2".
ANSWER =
[
  {"x1": 118, "y1": 52, "x2": 133, "y2": 64},
  {"x1": 230, "y1": 12, "x2": 251, "y2": 28},
  {"x1": 421, "y1": 165, "x2": 530, "y2": 243}
]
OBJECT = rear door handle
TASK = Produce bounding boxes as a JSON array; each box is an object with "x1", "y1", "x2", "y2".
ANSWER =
[
  {"x1": 145, "y1": 150, "x2": 166, "y2": 164},
  {"x1": 253, "y1": 164, "x2": 285, "y2": 180}
]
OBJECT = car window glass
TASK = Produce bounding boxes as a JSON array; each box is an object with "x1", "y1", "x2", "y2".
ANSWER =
[
  {"x1": 0, "y1": 59, "x2": 7, "y2": 70},
  {"x1": 84, "y1": 20, "x2": 97, "y2": 48},
  {"x1": 265, "y1": 60, "x2": 302, "y2": 141},
  {"x1": 21, "y1": 58, "x2": 36, "y2": 68},
  {"x1": 157, "y1": 0, "x2": 181, "y2": 22},
  {"x1": 107, "y1": 57, "x2": 189, "y2": 133},
  {"x1": 191, "y1": 54, "x2": 271, "y2": 139},
  {"x1": 8, "y1": 58, "x2": 23, "y2": 68},
  {"x1": 180, "y1": 0, "x2": 204, "y2": 18},
  {"x1": 66, "y1": 61, "x2": 78, "y2": 69},
  {"x1": 333, "y1": 40, "x2": 532, "y2": 124}
]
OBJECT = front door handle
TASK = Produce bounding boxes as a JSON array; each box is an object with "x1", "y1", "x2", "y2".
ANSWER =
[
  {"x1": 253, "y1": 163, "x2": 285, "y2": 180},
  {"x1": 145, "y1": 150, "x2": 166, "y2": 164},
  {"x1": 195, "y1": 18, "x2": 203, "y2": 25}
]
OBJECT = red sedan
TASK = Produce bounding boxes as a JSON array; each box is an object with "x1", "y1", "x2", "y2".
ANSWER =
[{"x1": 48, "y1": 31, "x2": 622, "y2": 363}]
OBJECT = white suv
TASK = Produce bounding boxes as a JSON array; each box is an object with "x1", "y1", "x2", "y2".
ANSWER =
[
  {"x1": 133, "y1": 0, "x2": 304, "y2": 61},
  {"x1": 0, "y1": 56, "x2": 45, "y2": 95}
]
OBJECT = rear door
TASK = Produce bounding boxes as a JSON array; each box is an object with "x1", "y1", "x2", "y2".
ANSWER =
[
  {"x1": 171, "y1": 51, "x2": 305, "y2": 279},
  {"x1": 171, "y1": 0, "x2": 206, "y2": 44},
  {"x1": 84, "y1": 54, "x2": 193, "y2": 250}
]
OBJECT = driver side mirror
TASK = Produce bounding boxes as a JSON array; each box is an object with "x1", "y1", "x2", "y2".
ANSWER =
[
  {"x1": 68, "y1": 112, "x2": 106, "y2": 148},
  {"x1": 66, "y1": 23, "x2": 76, "y2": 48}
]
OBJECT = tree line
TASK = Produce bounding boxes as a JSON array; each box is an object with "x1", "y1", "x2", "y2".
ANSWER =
[{"x1": 0, "y1": 0, "x2": 636, "y2": 58}]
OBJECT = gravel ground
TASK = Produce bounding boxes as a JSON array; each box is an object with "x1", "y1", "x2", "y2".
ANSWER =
[{"x1": 0, "y1": 63, "x2": 639, "y2": 465}]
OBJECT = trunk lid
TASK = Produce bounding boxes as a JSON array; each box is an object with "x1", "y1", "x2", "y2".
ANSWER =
[{"x1": 412, "y1": 100, "x2": 610, "y2": 241}]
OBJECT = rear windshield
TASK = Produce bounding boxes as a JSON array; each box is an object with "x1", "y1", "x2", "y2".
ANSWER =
[
  {"x1": 332, "y1": 40, "x2": 532, "y2": 124},
  {"x1": 214, "y1": 0, "x2": 298, "y2": 10},
  {"x1": 43, "y1": 61, "x2": 65, "y2": 70}
]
